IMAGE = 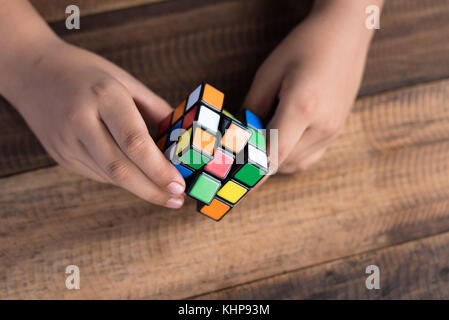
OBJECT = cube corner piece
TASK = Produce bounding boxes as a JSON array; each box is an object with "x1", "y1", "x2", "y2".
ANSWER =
[
  {"x1": 197, "y1": 197, "x2": 234, "y2": 221},
  {"x1": 186, "y1": 82, "x2": 224, "y2": 113}
]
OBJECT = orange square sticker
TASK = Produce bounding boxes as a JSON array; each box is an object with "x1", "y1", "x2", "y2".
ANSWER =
[
  {"x1": 172, "y1": 99, "x2": 186, "y2": 124},
  {"x1": 202, "y1": 84, "x2": 224, "y2": 111},
  {"x1": 193, "y1": 127, "x2": 216, "y2": 155},
  {"x1": 200, "y1": 199, "x2": 231, "y2": 220},
  {"x1": 221, "y1": 123, "x2": 251, "y2": 154},
  {"x1": 156, "y1": 133, "x2": 167, "y2": 151}
]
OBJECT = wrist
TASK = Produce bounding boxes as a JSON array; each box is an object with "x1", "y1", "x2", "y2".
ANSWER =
[
  {"x1": 0, "y1": 0, "x2": 63, "y2": 108},
  {"x1": 0, "y1": 34, "x2": 63, "y2": 110}
]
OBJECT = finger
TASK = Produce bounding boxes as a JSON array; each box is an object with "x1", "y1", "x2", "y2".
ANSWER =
[
  {"x1": 63, "y1": 157, "x2": 108, "y2": 183},
  {"x1": 49, "y1": 147, "x2": 108, "y2": 183},
  {"x1": 266, "y1": 97, "x2": 310, "y2": 171},
  {"x1": 298, "y1": 147, "x2": 327, "y2": 170},
  {"x1": 282, "y1": 127, "x2": 331, "y2": 167},
  {"x1": 130, "y1": 80, "x2": 173, "y2": 125},
  {"x1": 243, "y1": 58, "x2": 285, "y2": 119},
  {"x1": 78, "y1": 117, "x2": 184, "y2": 208},
  {"x1": 109, "y1": 66, "x2": 173, "y2": 125},
  {"x1": 97, "y1": 84, "x2": 186, "y2": 195},
  {"x1": 280, "y1": 146, "x2": 328, "y2": 174}
]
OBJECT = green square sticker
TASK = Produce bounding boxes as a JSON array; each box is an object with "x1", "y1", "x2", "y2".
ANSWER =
[
  {"x1": 249, "y1": 128, "x2": 266, "y2": 151},
  {"x1": 189, "y1": 174, "x2": 220, "y2": 203},
  {"x1": 179, "y1": 149, "x2": 210, "y2": 170},
  {"x1": 234, "y1": 163, "x2": 265, "y2": 187}
]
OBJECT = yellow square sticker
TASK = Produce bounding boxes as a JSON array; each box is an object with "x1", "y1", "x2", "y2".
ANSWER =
[{"x1": 217, "y1": 180, "x2": 248, "y2": 204}]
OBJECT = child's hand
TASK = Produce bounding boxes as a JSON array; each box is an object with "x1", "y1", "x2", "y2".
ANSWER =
[
  {"x1": 244, "y1": 0, "x2": 382, "y2": 174},
  {"x1": 5, "y1": 40, "x2": 186, "y2": 208}
]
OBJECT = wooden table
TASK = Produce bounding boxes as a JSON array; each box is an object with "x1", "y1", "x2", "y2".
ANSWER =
[{"x1": 2, "y1": 0, "x2": 449, "y2": 299}]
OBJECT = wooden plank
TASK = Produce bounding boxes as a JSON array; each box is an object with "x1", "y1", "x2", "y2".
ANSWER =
[
  {"x1": 0, "y1": 98, "x2": 55, "y2": 177},
  {"x1": 2, "y1": 0, "x2": 449, "y2": 176},
  {"x1": 197, "y1": 231, "x2": 449, "y2": 299},
  {"x1": 363, "y1": 0, "x2": 449, "y2": 94},
  {"x1": 30, "y1": 0, "x2": 166, "y2": 22},
  {"x1": 1, "y1": 79, "x2": 449, "y2": 299}
]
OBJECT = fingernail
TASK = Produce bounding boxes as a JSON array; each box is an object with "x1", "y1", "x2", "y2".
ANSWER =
[
  {"x1": 167, "y1": 182, "x2": 185, "y2": 195},
  {"x1": 166, "y1": 197, "x2": 184, "y2": 209}
]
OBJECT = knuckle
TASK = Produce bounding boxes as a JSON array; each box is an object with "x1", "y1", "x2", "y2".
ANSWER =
[
  {"x1": 90, "y1": 78, "x2": 121, "y2": 107},
  {"x1": 296, "y1": 161, "x2": 310, "y2": 171},
  {"x1": 65, "y1": 107, "x2": 85, "y2": 128},
  {"x1": 298, "y1": 92, "x2": 319, "y2": 119},
  {"x1": 105, "y1": 159, "x2": 130, "y2": 183},
  {"x1": 320, "y1": 120, "x2": 343, "y2": 137},
  {"x1": 279, "y1": 163, "x2": 298, "y2": 175},
  {"x1": 123, "y1": 130, "x2": 148, "y2": 156},
  {"x1": 276, "y1": 145, "x2": 291, "y2": 164}
]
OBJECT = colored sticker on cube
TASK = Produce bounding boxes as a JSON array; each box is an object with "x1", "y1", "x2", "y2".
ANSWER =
[
  {"x1": 217, "y1": 180, "x2": 248, "y2": 204},
  {"x1": 204, "y1": 148, "x2": 234, "y2": 179},
  {"x1": 182, "y1": 105, "x2": 198, "y2": 130},
  {"x1": 156, "y1": 133, "x2": 167, "y2": 151},
  {"x1": 179, "y1": 149, "x2": 211, "y2": 170},
  {"x1": 248, "y1": 127, "x2": 266, "y2": 151},
  {"x1": 198, "y1": 197, "x2": 233, "y2": 221},
  {"x1": 220, "y1": 122, "x2": 252, "y2": 154},
  {"x1": 188, "y1": 173, "x2": 221, "y2": 204},
  {"x1": 243, "y1": 109, "x2": 264, "y2": 130},
  {"x1": 157, "y1": 113, "x2": 172, "y2": 137},
  {"x1": 192, "y1": 127, "x2": 216, "y2": 156},
  {"x1": 172, "y1": 99, "x2": 186, "y2": 125}
]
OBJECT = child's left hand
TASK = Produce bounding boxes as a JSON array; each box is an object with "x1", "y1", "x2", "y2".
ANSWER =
[{"x1": 244, "y1": 0, "x2": 381, "y2": 174}]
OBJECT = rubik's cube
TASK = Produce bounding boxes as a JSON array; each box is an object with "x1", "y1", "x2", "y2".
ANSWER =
[{"x1": 156, "y1": 82, "x2": 268, "y2": 221}]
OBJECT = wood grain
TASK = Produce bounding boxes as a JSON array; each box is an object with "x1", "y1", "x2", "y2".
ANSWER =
[
  {"x1": 2, "y1": 0, "x2": 449, "y2": 177},
  {"x1": 1, "y1": 79, "x2": 449, "y2": 299},
  {"x1": 197, "y1": 231, "x2": 449, "y2": 299},
  {"x1": 29, "y1": 0, "x2": 166, "y2": 22}
]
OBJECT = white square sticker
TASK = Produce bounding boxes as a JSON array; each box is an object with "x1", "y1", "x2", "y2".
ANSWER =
[
  {"x1": 248, "y1": 144, "x2": 268, "y2": 169},
  {"x1": 197, "y1": 105, "x2": 220, "y2": 133}
]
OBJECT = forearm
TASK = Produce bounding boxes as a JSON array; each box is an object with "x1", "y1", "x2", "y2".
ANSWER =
[{"x1": 0, "y1": 0, "x2": 60, "y2": 97}]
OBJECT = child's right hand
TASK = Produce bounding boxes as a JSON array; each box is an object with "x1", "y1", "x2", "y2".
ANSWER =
[{"x1": 4, "y1": 39, "x2": 186, "y2": 209}]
